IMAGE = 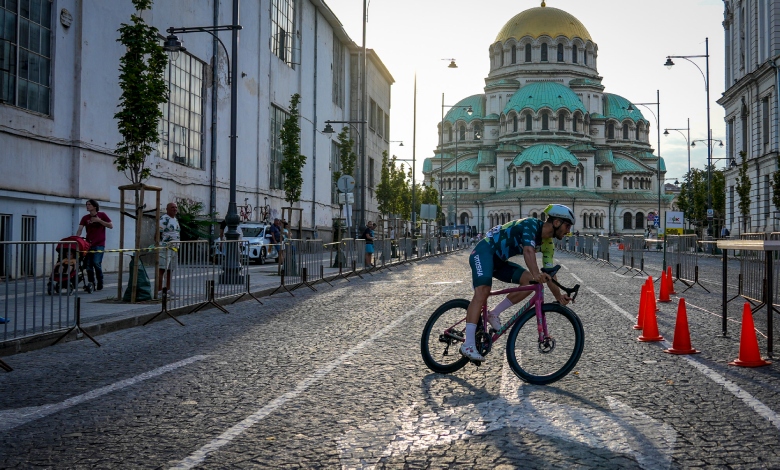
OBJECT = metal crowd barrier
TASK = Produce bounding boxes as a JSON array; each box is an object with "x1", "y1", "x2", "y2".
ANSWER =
[
  {"x1": 665, "y1": 235, "x2": 706, "y2": 292},
  {"x1": 595, "y1": 235, "x2": 614, "y2": 267},
  {"x1": 739, "y1": 233, "x2": 767, "y2": 304},
  {"x1": 0, "y1": 240, "x2": 80, "y2": 344},
  {"x1": 615, "y1": 235, "x2": 647, "y2": 277},
  {"x1": 772, "y1": 233, "x2": 780, "y2": 307}
]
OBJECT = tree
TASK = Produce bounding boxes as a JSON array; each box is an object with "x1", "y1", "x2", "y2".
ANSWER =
[
  {"x1": 115, "y1": 0, "x2": 168, "y2": 184},
  {"x1": 710, "y1": 166, "x2": 726, "y2": 235},
  {"x1": 332, "y1": 127, "x2": 357, "y2": 183},
  {"x1": 735, "y1": 152, "x2": 752, "y2": 232},
  {"x1": 279, "y1": 93, "x2": 306, "y2": 205},
  {"x1": 376, "y1": 151, "x2": 393, "y2": 217}
]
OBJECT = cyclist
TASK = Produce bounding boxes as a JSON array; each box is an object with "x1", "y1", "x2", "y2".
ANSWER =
[{"x1": 460, "y1": 204, "x2": 576, "y2": 362}]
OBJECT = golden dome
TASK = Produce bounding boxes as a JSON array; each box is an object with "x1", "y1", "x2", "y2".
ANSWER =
[{"x1": 495, "y1": 3, "x2": 592, "y2": 43}]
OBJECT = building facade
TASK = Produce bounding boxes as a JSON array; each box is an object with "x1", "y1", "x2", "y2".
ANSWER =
[
  {"x1": 422, "y1": 2, "x2": 671, "y2": 236},
  {"x1": 0, "y1": 0, "x2": 393, "y2": 274},
  {"x1": 718, "y1": 0, "x2": 780, "y2": 234}
]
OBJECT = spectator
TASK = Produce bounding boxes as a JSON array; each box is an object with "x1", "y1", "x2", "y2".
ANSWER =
[
  {"x1": 159, "y1": 202, "x2": 180, "y2": 297},
  {"x1": 721, "y1": 226, "x2": 730, "y2": 238},
  {"x1": 363, "y1": 221, "x2": 375, "y2": 267},
  {"x1": 270, "y1": 218, "x2": 283, "y2": 269},
  {"x1": 76, "y1": 199, "x2": 113, "y2": 291}
]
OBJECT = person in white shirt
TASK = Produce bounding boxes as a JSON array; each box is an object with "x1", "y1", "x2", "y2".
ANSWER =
[{"x1": 159, "y1": 202, "x2": 180, "y2": 296}]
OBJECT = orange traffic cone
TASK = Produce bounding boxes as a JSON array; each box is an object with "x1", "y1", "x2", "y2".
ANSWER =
[
  {"x1": 648, "y1": 277, "x2": 660, "y2": 313},
  {"x1": 639, "y1": 290, "x2": 664, "y2": 342},
  {"x1": 658, "y1": 271, "x2": 671, "y2": 303},
  {"x1": 664, "y1": 298, "x2": 700, "y2": 354},
  {"x1": 729, "y1": 303, "x2": 772, "y2": 367},
  {"x1": 667, "y1": 266, "x2": 677, "y2": 294},
  {"x1": 633, "y1": 282, "x2": 648, "y2": 330}
]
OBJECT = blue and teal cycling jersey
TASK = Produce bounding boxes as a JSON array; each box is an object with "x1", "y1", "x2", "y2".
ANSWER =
[{"x1": 482, "y1": 217, "x2": 554, "y2": 267}]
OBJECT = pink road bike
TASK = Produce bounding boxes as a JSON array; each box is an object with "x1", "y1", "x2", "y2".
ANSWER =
[{"x1": 421, "y1": 266, "x2": 583, "y2": 385}]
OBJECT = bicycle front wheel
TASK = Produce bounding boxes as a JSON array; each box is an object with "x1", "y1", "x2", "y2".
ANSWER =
[
  {"x1": 505, "y1": 303, "x2": 584, "y2": 385},
  {"x1": 420, "y1": 299, "x2": 470, "y2": 374}
]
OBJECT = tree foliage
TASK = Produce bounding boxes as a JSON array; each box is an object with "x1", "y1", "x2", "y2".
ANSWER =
[
  {"x1": 114, "y1": 0, "x2": 168, "y2": 184},
  {"x1": 279, "y1": 93, "x2": 306, "y2": 204},
  {"x1": 735, "y1": 153, "x2": 752, "y2": 232},
  {"x1": 376, "y1": 151, "x2": 393, "y2": 216},
  {"x1": 332, "y1": 127, "x2": 357, "y2": 183}
]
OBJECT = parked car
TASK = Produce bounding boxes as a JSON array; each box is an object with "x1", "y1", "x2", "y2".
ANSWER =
[{"x1": 212, "y1": 223, "x2": 278, "y2": 265}]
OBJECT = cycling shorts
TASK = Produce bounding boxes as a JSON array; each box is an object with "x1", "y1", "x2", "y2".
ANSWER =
[{"x1": 469, "y1": 240, "x2": 527, "y2": 288}]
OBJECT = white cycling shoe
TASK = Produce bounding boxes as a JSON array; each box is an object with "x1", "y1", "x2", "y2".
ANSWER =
[{"x1": 460, "y1": 344, "x2": 485, "y2": 362}]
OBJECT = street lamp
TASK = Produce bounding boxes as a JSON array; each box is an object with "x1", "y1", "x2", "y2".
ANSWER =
[
  {"x1": 163, "y1": 1, "x2": 242, "y2": 282},
  {"x1": 627, "y1": 90, "x2": 662, "y2": 233},
  {"x1": 323, "y1": 119, "x2": 366, "y2": 238},
  {"x1": 664, "y1": 118, "x2": 691, "y2": 181},
  {"x1": 665, "y1": 37, "x2": 712, "y2": 231}
]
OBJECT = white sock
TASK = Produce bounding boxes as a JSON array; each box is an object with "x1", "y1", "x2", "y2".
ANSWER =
[
  {"x1": 463, "y1": 323, "x2": 477, "y2": 348},
  {"x1": 489, "y1": 297, "x2": 515, "y2": 319}
]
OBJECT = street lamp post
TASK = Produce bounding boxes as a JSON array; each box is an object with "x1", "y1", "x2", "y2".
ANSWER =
[
  {"x1": 665, "y1": 37, "x2": 711, "y2": 232},
  {"x1": 664, "y1": 118, "x2": 691, "y2": 181},
  {"x1": 323, "y1": 120, "x2": 367, "y2": 238},
  {"x1": 163, "y1": 0, "x2": 242, "y2": 282},
  {"x1": 440, "y1": 102, "x2": 473, "y2": 231}
]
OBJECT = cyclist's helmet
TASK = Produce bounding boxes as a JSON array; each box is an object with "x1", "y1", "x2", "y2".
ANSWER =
[{"x1": 543, "y1": 204, "x2": 576, "y2": 226}]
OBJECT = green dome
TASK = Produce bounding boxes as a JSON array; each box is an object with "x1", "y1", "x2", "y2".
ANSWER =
[
  {"x1": 504, "y1": 81, "x2": 586, "y2": 115},
  {"x1": 613, "y1": 155, "x2": 653, "y2": 174},
  {"x1": 443, "y1": 156, "x2": 479, "y2": 175},
  {"x1": 444, "y1": 95, "x2": 486, "y2": 123},
  {"x1": 603, "y1": 94, "x2": 648, "y2": 123},
  {"x1": 422, "y1": 157, "x2": 433, "y2": 173},
  {"x1": 511, "y1": 144, "x2": 580, "y2": 167}
]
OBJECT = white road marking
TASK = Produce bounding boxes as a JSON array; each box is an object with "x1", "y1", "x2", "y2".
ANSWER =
[
  {"x1": 338, "y1": 358, "x2": 676, "y2": 470},
  {"x1": 428, "y1": 281, "x2": 463, "y2": 285},
  {"x1": 586, "y1": 286, "x2": 780, "y2": 432},
  {"x1": 0, "y1": 355, "x2": 207, "y2": 432},
  {"x1": 170, "y1": 287, "x2": 450, "y2": 470}
]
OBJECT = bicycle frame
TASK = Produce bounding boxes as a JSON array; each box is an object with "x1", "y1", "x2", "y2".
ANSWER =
[{"x1": 484, "y1": 283, "x2": 546, "y2": 342}]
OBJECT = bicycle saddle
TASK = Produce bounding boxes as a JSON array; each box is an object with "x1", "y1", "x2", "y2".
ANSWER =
[{"x1": 541, "y1": 265, "x2": 561, "y2": 278}]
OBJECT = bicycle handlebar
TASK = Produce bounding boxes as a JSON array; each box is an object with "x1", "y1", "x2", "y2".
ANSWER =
[{"x1": 528, "y1": 265, "x2": 580, "y2": 302}]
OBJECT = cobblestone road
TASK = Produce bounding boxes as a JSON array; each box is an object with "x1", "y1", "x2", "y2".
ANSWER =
[{"x1": 2, "y1": 249, "x2": 780, "y2": 469}]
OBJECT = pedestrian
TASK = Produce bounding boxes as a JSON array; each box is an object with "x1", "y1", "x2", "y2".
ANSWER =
[
  {"x1": 721, "y1": 226, "x2": 730, "y2": 238},
  {"x1": 76, "y1": 199, "x2": 113, "y2": 291},
  {"x1": 363, "y1": 221, "x2": 375, "y2": 267},
  {"x1": 158, "y1": 202, "x2": 180, "y2": 297},
  {"x1": 270, "y1": 218, "x2": 283, "y2": 269}
]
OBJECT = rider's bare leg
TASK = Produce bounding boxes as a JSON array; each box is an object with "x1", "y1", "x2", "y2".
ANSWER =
[{"x1": 490, "y1": 271, "x2": 534, "y2": 318}]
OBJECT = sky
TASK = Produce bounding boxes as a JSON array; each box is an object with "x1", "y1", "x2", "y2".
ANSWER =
[{"x1": 322, "y1": 0, "x2": 726, "y2": 184}]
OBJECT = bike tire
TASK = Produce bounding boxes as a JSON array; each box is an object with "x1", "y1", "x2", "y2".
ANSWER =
[
  {"x1": 505, "y1": 303, "x2": 584, "y2": 385},
  {"x1": 420, "y1": 299, "x2": 470, "y2": 374}
]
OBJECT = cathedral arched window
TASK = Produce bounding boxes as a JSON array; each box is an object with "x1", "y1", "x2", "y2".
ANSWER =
[
  {"x1": 542, "y1": 113, "x2": 549, "y2": 130},
  {"x1": 635, "y1": 126, "x2": 640, "y2": 140},
  {"x1": 543, "y1": 167, "x2": 550, "y2": 186},
  {"x1": 458, "y1": 178, "x2": 463, "y2": 190},
  {"x1": 622, "y1": 125, "x2": 629, "y2": 140},
  {"x1": 533, "y1": 212, "x2": 539, "y2": 219},
  {"x1": 558, "y1": 111, "x2": 566, "y2": 131},
  {"x1": 576, "y1": 168, "x2": 580, "y2": 187},
  {"x1": 448, "y1": 126, "x2": 452, "y2": 142},
  {"x1": 541, "y1": 43, "x2": 548, "y2": 62},
  {"x1": 584, "y1": 49, "x2": 588, "y2": 65},
  {"x1": 562, "y1": 167, "x2": 568, "y2": 187},
  {"x1": 525, "y1": 114, "x2": 532, "y2": 131},
  {"x1": 511, "y1": 45, "x2": 517, "y2": 64},
  {"x1": 525, "y1": 167, "x2": 531, "y2": 186},
  {"x1": 490, "y1": 176, "x2": 495, "y2": 188},
  {"x1": 512, "y1": 169, "x2": 517, "y2": 188},
  {"x1": 596, "y1": 175, "x2": 602, "y2": 188},
  {"x1": 500, "y1": 48, "x2": 504, "y2": 67},
  {"x1": 458, "y1": 124, "x2": 465, "y2": 141},
  {"x1": 525, "y1": 43, "x2": 532, "y2": 62},
  {"x1": 557, "y1": 43, "x2": 564, "y2": 62},
  {"x1": 500, "y1": 213, "x2": 505, "y2": 224},
  {"x1": 513, "y1": 115, "x2": 518, "y2": 132},
  {"x1": 474, "y1": 124, "x2": 482, "y2": 140},
  {"x1": 623, "y1": 213, "x2": 633, "y2": 230},
  {"x1": 572, "y1": 45, "x2": 578, "y2": 63},
  {"x1": 628, "y1": 178, "x2": 633, "y2": 189},
  {"x1": 636, "y1": 212, "x2": 645, "y2": 229},
  {"x1": 608, "y1": 123, "x2": 615, "y2": 139},
  {"x1": 573, "y1": 115, "x2": 578, "y2": 132}
]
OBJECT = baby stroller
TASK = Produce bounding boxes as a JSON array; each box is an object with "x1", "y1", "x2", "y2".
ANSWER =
[{"x1": 47, "y1": 236, "x2": 93, "y2": 295}]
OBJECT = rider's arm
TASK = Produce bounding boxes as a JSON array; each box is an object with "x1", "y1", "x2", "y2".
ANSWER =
[
  {"x1": 546, "y1": 276, "x2": 571, "y2": 306},
  {"x1": 522, "y1": 245, "x2": 549, "y2": 283}
]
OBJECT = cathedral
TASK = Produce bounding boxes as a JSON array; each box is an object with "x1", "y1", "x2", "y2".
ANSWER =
[{"x1": 423, "y1": 2, "x2": 672, "y2": 235}]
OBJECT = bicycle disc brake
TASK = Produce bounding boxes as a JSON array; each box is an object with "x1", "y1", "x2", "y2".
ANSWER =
[{"x1": 538, "y1": 336, "x2": 556, "y2": 354}]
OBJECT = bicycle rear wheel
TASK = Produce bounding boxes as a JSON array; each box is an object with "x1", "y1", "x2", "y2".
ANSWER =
[
  {"x1": 420, "y1": 299, "x2": 471, "y2": 374},
  {"x1": 505, "y1": 303, "x2": 584, "y2": 385}
]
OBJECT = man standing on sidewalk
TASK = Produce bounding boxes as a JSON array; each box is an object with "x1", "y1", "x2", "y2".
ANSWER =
[
  {"x1": 76, "y1": 199, "x2": 113, "y2": 291},
  {"x1": 159, "y1": 202, "x2": 180, "y2": 296}
]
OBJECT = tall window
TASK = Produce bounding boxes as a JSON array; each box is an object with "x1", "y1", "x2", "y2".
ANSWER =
[
  {"x1": 584, "y1": 50, "x2": 588, "y2": 65},
  {"x1": 558, "y1": 111, "x2": 566, "y2": 131},
  {"x1": 512, "y1": 115, "x2": 518, "y2": 132},
  {"x1": 596, "y1": 175, "x2": 602, "y2": 187},
  {"x1": 608, "y1": 123, "x2": 615, "y2": 139},
  {"x1": 525, "y1": 43, "x2": 532, "y2": 62},
  {"x1": 511, "y1": 45, "x2": 516, "y2": 64},
  {"x1": 543, "y1": 167, "x2": 550, "y2": 186},
  {"x1": 635, "y1": 126, "x2": 640, "y2": 140},
  {"x1": 474, "y1": 123, "x2": 482, "y2": 140},
  {"x1": 512, "y1": 169, "x2": 517, "y2": 187},
  {"x1": 271, "y1": 0, "x2": 296, "y2": 66},
  {"x1": 369, "y1": 99, "x2": 376, "y2": 130},
  {"x1": 499, "y1": 48, "x2": 504, "y2": 66},
  {"x1": 377, "y1": 107, "x2": 383, "y2": 138},
  {"x1": 562, "y1": 167, "x2": 568, "y2": 186},
  {"x1": 541, "y1": 114, "x2": 548, "y2": 130},
  {"x1": 369, "y1": 157, "x2": 375, "y2": 187},
  {"x1": 158, "y1": 52, "x2": 206, "y2": 169},
  {"x1": 330, "y1": 141, "x2": 340, "y2": 203},
  {"x1": 763, "y1": 97, "x2": 770, "y2": 145},
  {"x1": 490, "y1": 176, "x2": 495, "y2": 188},
  {"x1": 623, "y1": 213, "x2": 633, "y2": 229},
  {"x1": 459, "y1": 124, "x2": 465, "y2": 141},
  {"x1": 576, "y1": 168, "x2": 580, "y2": 187},
  {"x1": 384, "y1": 112, "x2": 389, "y2": 139},
  {"x1": 557, "y1": 43, "x2": 564, "y2": 62},
  {"x1": 1, "y1": 0, "x2": 52, "y2": 114},
  {"x1": 525, "y1": 167, "x2": 531, "y2": 186},
  {"x1": 765, "y1": 174, "x2": 771, "y2": 218},
  {"x1": 332, "y1": 34, "x2": 344, "y2": 107},
  {"x1": 541, "y1": 43, "x2": 548, "y2": 61},
  {"x1": 572, "y1": 46, "x2": 578, "y2": 63},
  {"x1": 448, "y1": 126, "x2": 452, "y2": 142},
  {"x1": 622, "y1": 124, "x2": 629, "y2": 140},
  {"x1": 635, "y1": 213, "x2": 645, "y2": 229},
  {"x1": 525, "y1": 114, "x2": 532, "y2": 131},
  {"x1": 270, "y1": 105, "x2": 290, "y2": 189},
  {"x1": 573, "y1": 115, "x2": 578, "y2": 132},
  {"x1": 728, "y1": 119, "x2": 735, "y2": 163}
]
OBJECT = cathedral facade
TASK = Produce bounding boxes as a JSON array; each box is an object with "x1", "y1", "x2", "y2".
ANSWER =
[{"x1": 423, "y1": 2, "x2": 671, "y2": 235}]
